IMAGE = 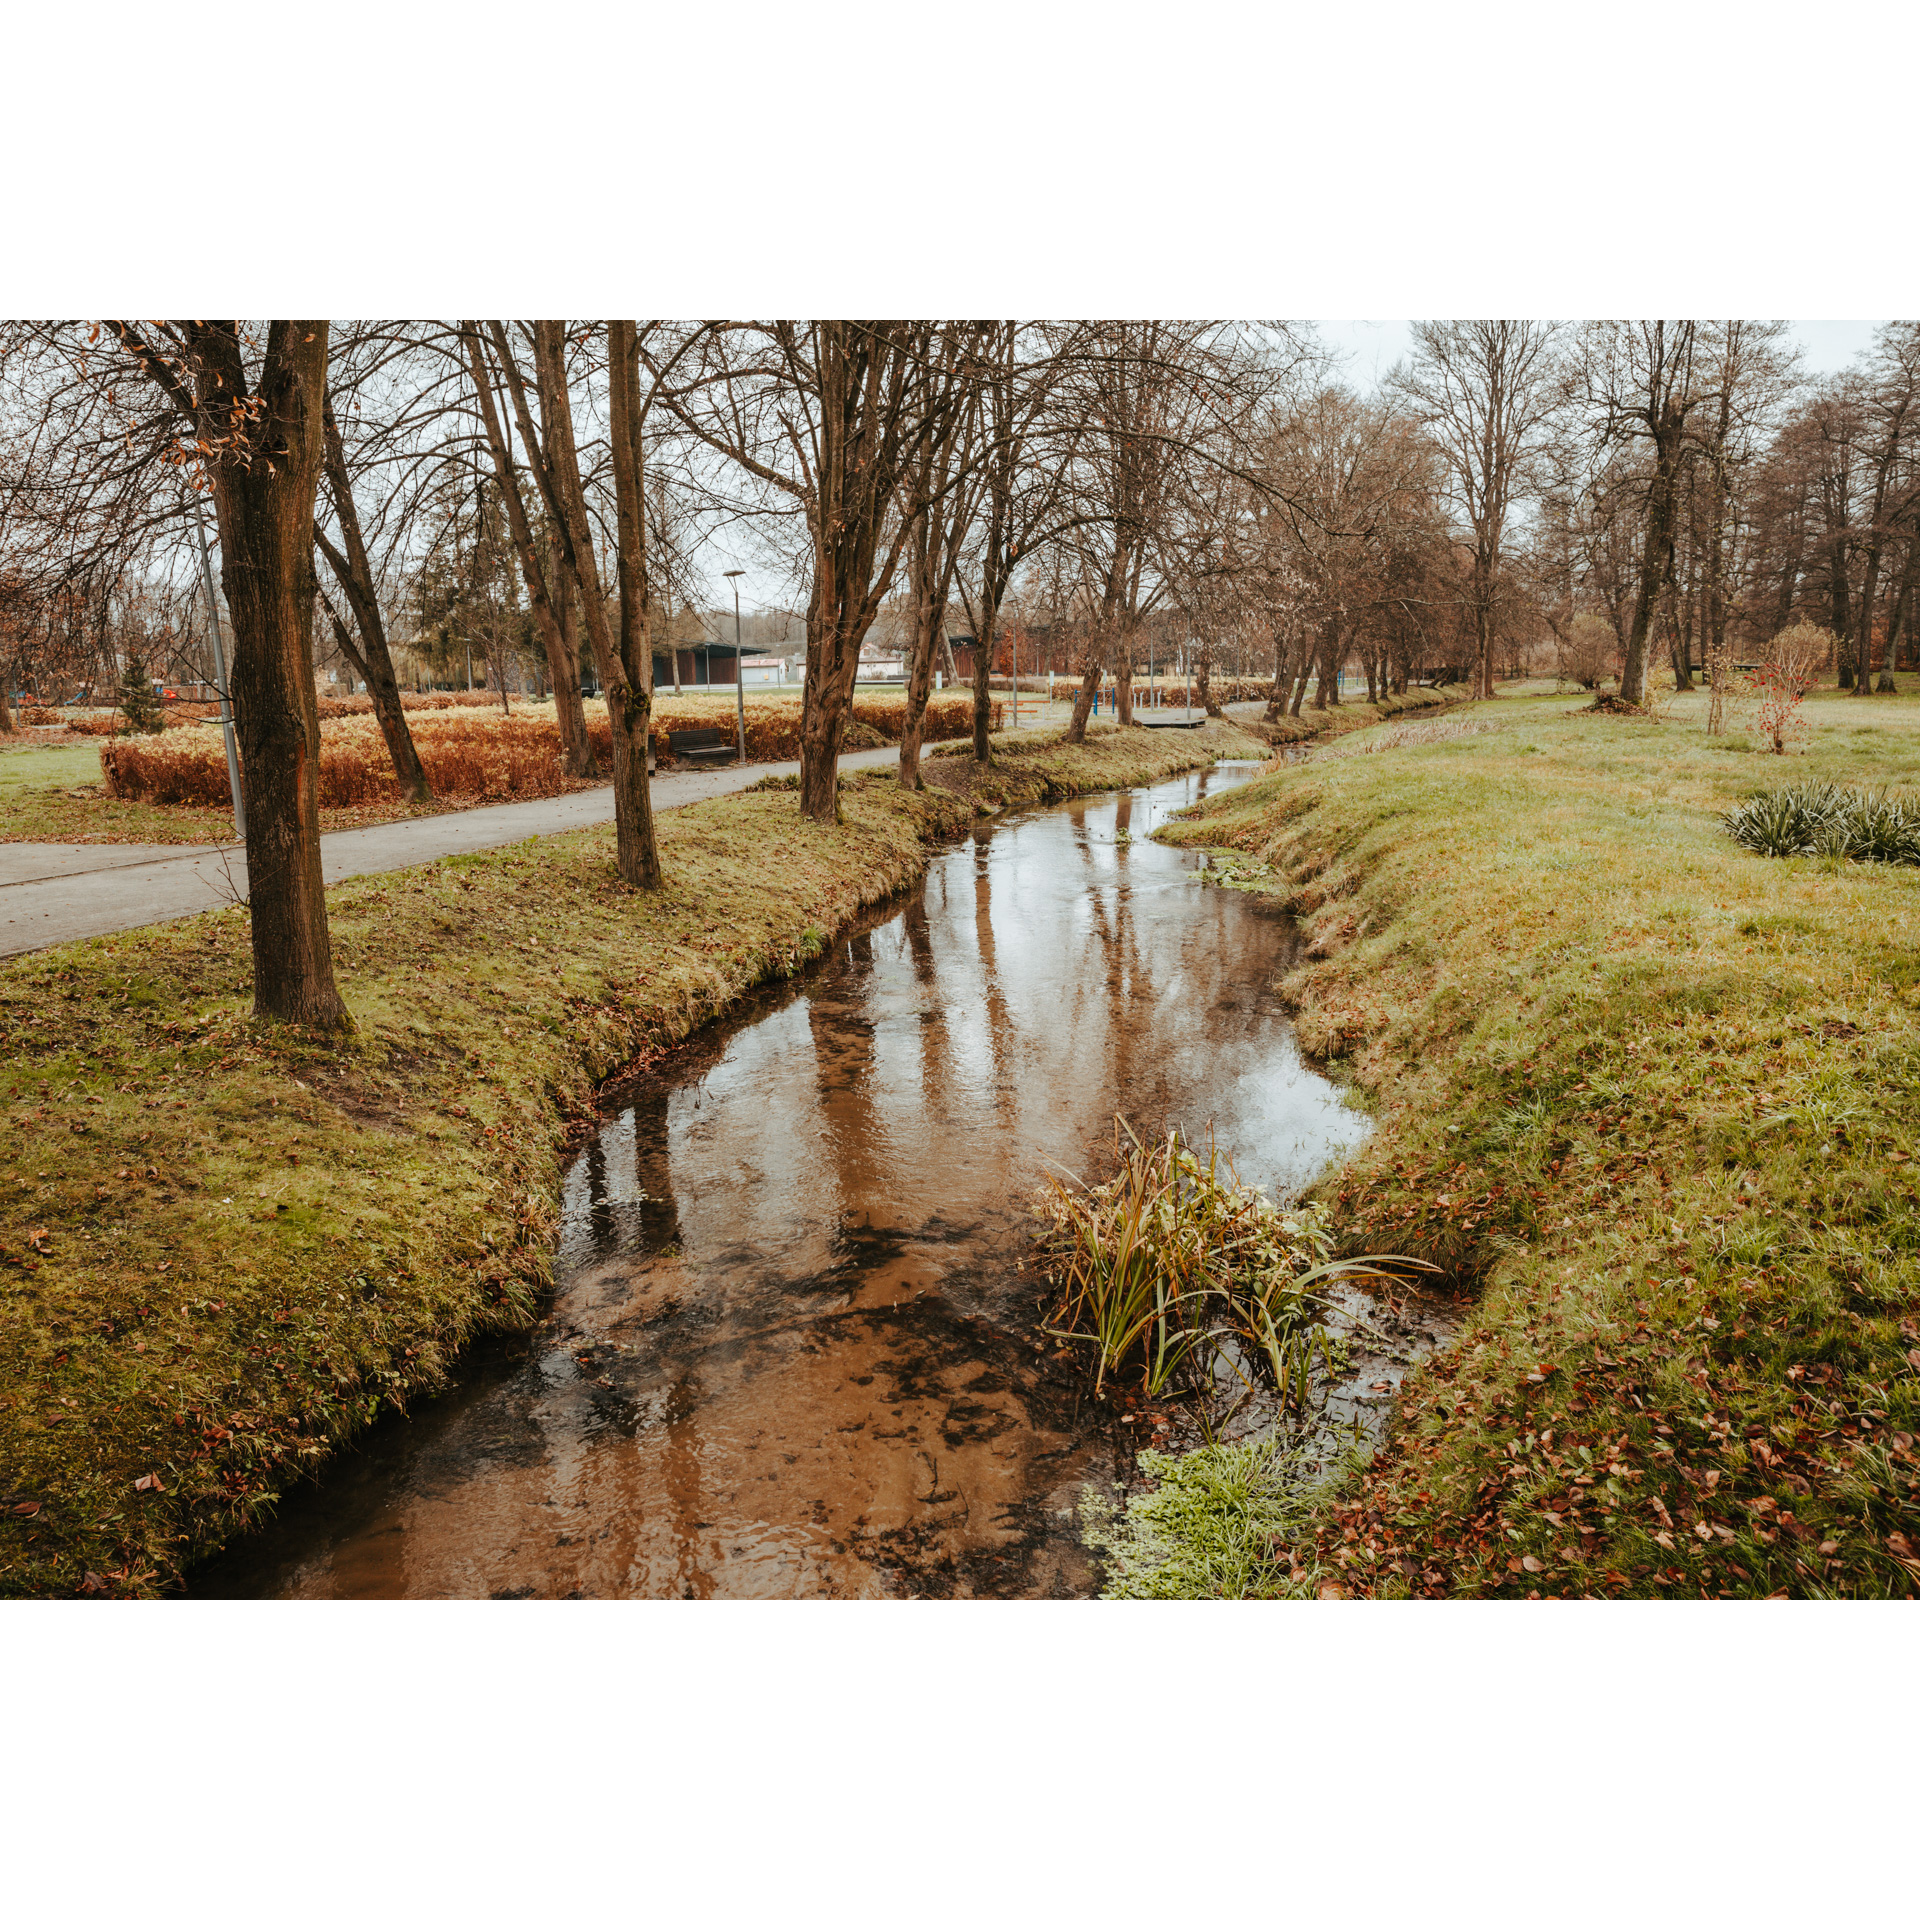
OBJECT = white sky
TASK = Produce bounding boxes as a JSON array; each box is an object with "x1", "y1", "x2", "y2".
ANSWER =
[{"x1": 1319, "y1": 318, "x2": 1886, "y2": 390}]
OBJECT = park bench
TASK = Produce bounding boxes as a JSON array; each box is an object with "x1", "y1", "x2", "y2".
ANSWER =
[{"x1": 665, "y1": 725, "x2": 739, "y2": 767}]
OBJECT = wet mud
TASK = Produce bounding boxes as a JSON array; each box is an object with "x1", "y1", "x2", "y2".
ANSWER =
[{"x1": 194, "y1": 764, "x2": 1437, "y2": 1600}]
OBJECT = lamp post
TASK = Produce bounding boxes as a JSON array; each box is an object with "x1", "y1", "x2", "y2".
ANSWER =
[
  {"x1": 188, "y1": 487, "x2": 246, "y2": 842},
  {"x1": 724, "y1": 570, "x2": 746, "y2": 763}
]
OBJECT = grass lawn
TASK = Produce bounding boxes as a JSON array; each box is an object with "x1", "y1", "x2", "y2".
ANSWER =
[
  {"x1": 0, "y1": 721, "x2": 1256, "y2": 1597},
  {"x1": 1146, "y1": 680, "x2": 1920, "y2": 1598}
]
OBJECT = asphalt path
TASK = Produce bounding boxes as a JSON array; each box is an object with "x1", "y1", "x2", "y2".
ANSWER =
[{"x1": 0, "y1": 745, "x2": 903, "y2": 959}]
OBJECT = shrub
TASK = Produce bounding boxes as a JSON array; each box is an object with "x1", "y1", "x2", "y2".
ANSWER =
[
  {"x1": 105, "y1": 713, "x2": 583, "y2": 808},
  {"x1": 1559, "y1": 614, "x2": 1618, "y2": 690},
  {"x1": 100, "y1": 693, "x2": 1008, "y2": 808},
  {"x1": 1754, "y1": 622, "x2": 1827, "y2": 754}
]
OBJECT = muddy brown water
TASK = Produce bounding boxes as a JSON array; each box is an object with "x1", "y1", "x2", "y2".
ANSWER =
[{"x1": 193, "y1": 763, "x2": 1451, "y2": 1600}]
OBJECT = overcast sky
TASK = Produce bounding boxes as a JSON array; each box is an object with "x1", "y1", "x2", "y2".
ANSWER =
[{"x1": 1320, "y1": 318, "x2": 1885, "y2": 391}]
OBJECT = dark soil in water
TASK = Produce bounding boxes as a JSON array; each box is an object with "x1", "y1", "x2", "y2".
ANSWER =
[{"x1": 193, "y1": 764, "x2": 1449, "y2": 1599}]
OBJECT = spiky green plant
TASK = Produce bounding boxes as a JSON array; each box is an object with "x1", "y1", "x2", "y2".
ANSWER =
[
  {"x1": 1725, "y1": 780, "x2": 1920, "y2": 865},
  {"x1": 1036, "y1": 1119, "x2": 1427, "y2": 1404}
]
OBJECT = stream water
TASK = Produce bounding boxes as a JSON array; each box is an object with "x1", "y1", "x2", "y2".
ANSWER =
[{"x1": 194, "y1": 763, "x2": 1449, "y2": 1600}]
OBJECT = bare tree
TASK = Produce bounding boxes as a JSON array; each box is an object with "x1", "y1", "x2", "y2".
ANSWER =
[
  {"x1": 313, "y1": 395, "x2": 432, "y2": 796},
  {"x1": 652, "y1": 322, "x2": 959, "y2": 821},
  {"x1": 1578, "y1": 321, "x2": 1723, "y2": 707},
  {"x1": 894, "y1": 326, "x2": 981, "y2": 790},
  {"x1": 460, "y1": 326, "x2": 594, "y2": 772},
  {"x1": 1394, "y1": 321, "x2": 1562, "y2": 700},
  {"x1": 113, "y1": 322, "x2": 352, "y2": 1029}
]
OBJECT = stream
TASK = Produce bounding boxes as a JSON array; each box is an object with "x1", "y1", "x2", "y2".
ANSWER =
[{"x1": 193, "y1": 762, "x2": 1452, "y2": 1599}]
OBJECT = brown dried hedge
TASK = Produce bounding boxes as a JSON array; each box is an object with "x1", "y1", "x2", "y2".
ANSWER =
[{"x1": 100, "y1": 693, "x2": 1002, "y2": 808}]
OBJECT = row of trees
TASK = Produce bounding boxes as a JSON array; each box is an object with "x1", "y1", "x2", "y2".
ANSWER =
[{"x1": 2, "y1": 319, "x2": 1913, "y2": 1028}]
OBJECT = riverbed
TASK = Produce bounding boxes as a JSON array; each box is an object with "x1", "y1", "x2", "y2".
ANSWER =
[{"x1": 194, "y1": 763, "x2": 1442, "y2": 1599}]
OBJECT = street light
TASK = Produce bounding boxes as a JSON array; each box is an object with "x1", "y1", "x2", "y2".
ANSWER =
[
  {"x1": 723, "y1": 570, "x2": 746, "y2": 763},
  {"x1": 187, "y1": 485, "x2": 246, "y2": 842}
]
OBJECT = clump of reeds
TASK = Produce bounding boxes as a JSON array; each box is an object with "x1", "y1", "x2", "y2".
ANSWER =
[{"x1": 1035, "y1": 1119, "x2": 1424, "y2": 1404}]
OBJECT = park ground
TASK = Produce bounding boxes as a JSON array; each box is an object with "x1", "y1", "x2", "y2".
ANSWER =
[
  {"x1": 1136, "y1": 682, "x2": 1920, "y2": 1599},
  {"x1": 9, "y1": 704, "x2": 1472, "y2": 1598}
]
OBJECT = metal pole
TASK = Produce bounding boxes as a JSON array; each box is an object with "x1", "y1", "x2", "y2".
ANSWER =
[
  {"x1": 734, "y1": 583, "x2": 746, "y2": 760},
  {"x1": 190, "y1": 490, "x2": 246, "y2": 843},
  {"x1": 726, "y1": 572, "x2": 747, "y2": 762}
]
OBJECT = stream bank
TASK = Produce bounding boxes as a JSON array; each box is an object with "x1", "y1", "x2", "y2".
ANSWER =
[
  {"x1": 1, "y1": 723, "x2": 1253, "y2": 1596},
  {"x1": 1154, "y1": 692, "x2": 1920, "y2": 1598},
  {"x1": 191, "y1": 756, "x2": 1432, "y2": 1597}
]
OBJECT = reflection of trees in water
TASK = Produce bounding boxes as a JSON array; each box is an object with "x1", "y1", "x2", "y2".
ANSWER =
[
  {"x1": 901, "y1": 896, "x2": 956, "y2": 1117},
  {"x1": 804, "y1": 930, "x2": 889, "y2": 1249},
  {"x1": 622, "y1": 1071, "x2": 685, "y2": 1258},
  {"x1": 582, "y1": 1128, "x2": 615, "y2": 1262},
  {"x1": 659, "y1": 1369, "x2": 710, "y2": 1599}
]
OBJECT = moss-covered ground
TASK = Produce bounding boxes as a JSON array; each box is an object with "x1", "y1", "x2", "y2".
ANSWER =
[
  {"x1": 1, "y1": 722, "x2": 1251, "y2": 1596},
  {"x1": 1141, "y1": 683, "x2": 1920, "y2": 1599}
]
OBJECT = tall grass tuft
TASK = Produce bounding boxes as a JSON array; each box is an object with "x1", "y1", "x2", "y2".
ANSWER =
[{"x1": 1036, "y1": 1120, "x2": 1425, "y2": 1403}]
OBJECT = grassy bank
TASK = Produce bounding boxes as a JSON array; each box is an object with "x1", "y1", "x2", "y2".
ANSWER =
[
  {"x1": 1147, "y1": 684, "x2": 1920, "y2": 1599},
  {"x1": 0, "y1": 721, "x2": 1238, "y2": 1597},
  {"x1": 1235, "y1": 683, "x2": 1455, "y2": 745},
  {"x1": 920, "y1": 714, "x2": 1271, "y2": 808}
]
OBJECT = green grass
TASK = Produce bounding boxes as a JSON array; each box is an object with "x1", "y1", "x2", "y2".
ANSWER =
[
  {"x1": 1144, "y1": 681, "x2": 1920, "y2": 1599},
  {"x1": 0, "y1": 720, "x2": 1255, "y2": 1597},
  {"x1": 1080, "y1": 1437, "x2": 1353, "y2": 1598},
  {"x1": 0, "y1": 739, "x2": 244, "y2": 845},
  {"x1": 0, "y1": 743, "x2": 103, "y2": 795}
]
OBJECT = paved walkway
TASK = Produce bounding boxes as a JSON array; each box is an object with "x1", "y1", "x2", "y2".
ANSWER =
[{"x1": 0, "y1": 745, "x2": 903, "y2": 959}]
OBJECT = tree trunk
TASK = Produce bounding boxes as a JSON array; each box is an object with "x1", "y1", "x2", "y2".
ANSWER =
[
  {"x1": 190, "y1": 324, "x2": 351, "y2": 1031},
  {"x1": 532, "y1": 320, "x2": 659, "y2": 885},
  {"x1": 463, "y1": 326, "x2": 593, "y2": 776},
  {"x1": 1474, "y1": 566, "x2": 1494, "y2": 700},
  {"x1": 1196, "y1": 633, "x2": 1218, "y2": 716},
  {"x1": 1828, "y1": 535, "x2": 1853, "y2": 687},
  {"x1": 1620, "y1": 423, "x2": 1683, "y2": 707},
  {"x1": 971, "y1": 601, "x2": 999, "y2": 762},
  {"x1": 1853, "y1": 536, "x2": 1881, "y2": 696},
  {"x1": 316, "y1": 401, "x2": 431, "y2": 801},
  {"x1": 1065, "y1": 641, "x2": 1103, "y2": 745},
  {"x1": 606, "y1": 320, "x2": 663, "y2": 884},
  {"x1": 1113, "y1": 643, "x2": 1134, "y2": 727}
]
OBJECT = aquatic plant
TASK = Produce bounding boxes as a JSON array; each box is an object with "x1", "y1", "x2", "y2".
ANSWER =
[{"x1": 1035, "y1": 1120, "x2": 1424, "y2": 1403}]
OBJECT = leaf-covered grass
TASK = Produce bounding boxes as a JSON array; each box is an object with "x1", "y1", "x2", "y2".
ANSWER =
[
  {"x1": 0, "y1": 719, "x2": 1244, "y2": 1597},
  {"x1": 1150, "y1": 681, "x2": 1920, "y2": 1599}
]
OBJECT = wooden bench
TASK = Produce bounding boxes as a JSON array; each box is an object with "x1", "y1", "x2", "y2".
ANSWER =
[{"x1": 666, "y1": 725, "x2": 740, "y2": 766}]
